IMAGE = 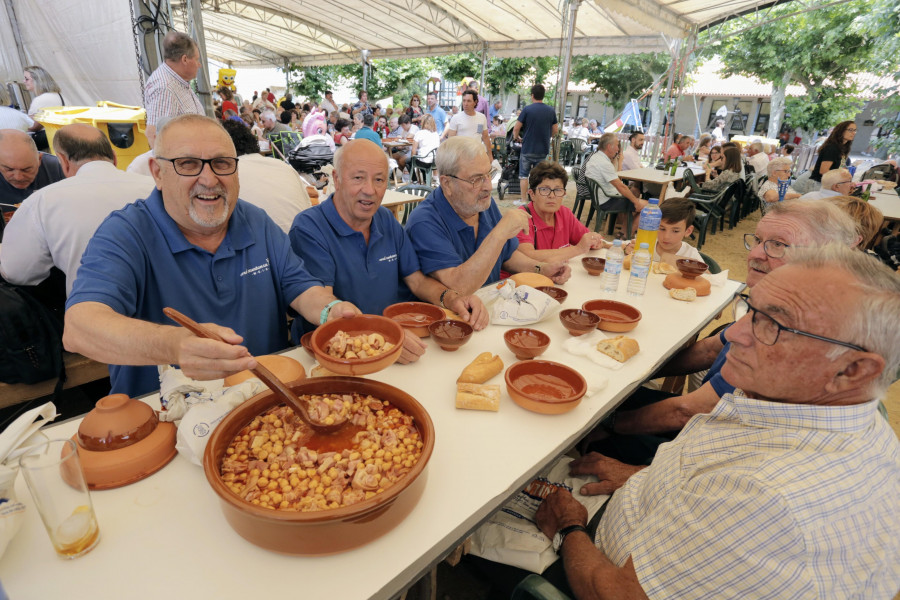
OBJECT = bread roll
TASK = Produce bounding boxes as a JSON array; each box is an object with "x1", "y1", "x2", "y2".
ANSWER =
[
  {"x1": 455, "y1": 383, "x2": 500, "y2": 411},
  {"x1": 510, "y1": 272, "x2": 554, "y2": 288},
  {"x1": 596, "y1": 335, "x2": 640, "y2": 363},
  {"x1": 623, "y1": 253, "x2": 633, "y2": 270},
  {"x1": 653, "y1": 262, "x2": 678, "y2": 275},
  {"x1": 458, "y1": 352, "x2": 504, "y2": 384},
  {"x1": 668, "y1": 287, "x2": 697, "y2": 302}
]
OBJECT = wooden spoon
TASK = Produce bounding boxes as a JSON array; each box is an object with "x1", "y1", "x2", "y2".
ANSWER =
[{"x1": 162, "y1": 307, "x2": 344, "y2": 434}]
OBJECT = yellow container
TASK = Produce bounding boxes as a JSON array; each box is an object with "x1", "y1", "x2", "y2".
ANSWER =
[
  {"x1": 730, "y1": 135, "x2": 781, "y2": 151},
  {"x1": 33, "y1": 101, "x2": 150, "y2": 171}
]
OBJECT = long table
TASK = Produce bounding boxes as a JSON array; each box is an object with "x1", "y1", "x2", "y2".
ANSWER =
[
  {"x1": 616, "y1": 166, "x2": 703, "y2": 201},
  {"x1": 0, "y1": 258, "x2": 742, "y2": 599}
]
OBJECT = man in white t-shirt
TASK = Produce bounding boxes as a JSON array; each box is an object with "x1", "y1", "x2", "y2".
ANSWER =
[
  {"x1": 620, "y1": 131, "x2": 644, "y2": 171},
  {"x1": 0, "y1": 107, "x2": 34, "y2": 132},
  {"x1": 747, "y1": 141, "x2": 770, "y2": 175},
  {"x1": 443, "y1": 89, "x2": 492, "y2": 159},
  {"x1": 799, "y1": 168, "x2": 854, "y2": 201},
  {"x1": 391, "y1": 114, "x2": 420, "y2": 170},
  {"x1": 320, "y1": 90, "x2": 339, "y2": 115}
]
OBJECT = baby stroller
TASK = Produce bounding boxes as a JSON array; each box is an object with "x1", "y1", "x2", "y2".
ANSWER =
[
  {"x1": 497, "y1": 129, "x2": 522, "y2": 200},
  {"x1": 288, "y1": 135, "x2": 334, "y2": 174}
]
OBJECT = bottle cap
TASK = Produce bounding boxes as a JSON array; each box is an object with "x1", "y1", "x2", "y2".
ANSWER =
[
  {"x1": 639, "y1": 243, "x2": 649, "y2": 249},
  {"x1": 648, "y1": 198, "x2": 659, "y2": 204},
  {"x1": 612, "y1": 239, "x2": 622, "y2": 246}
]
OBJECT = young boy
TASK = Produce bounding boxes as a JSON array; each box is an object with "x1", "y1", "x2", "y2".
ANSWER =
[{"x1": 625, "y1": 197, "x2": 704, "y2": 266}]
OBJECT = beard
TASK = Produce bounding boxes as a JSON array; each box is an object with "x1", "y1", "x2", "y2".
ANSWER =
[{"x1": 189, "y1": 184, "x2": 231, "y2": 228}]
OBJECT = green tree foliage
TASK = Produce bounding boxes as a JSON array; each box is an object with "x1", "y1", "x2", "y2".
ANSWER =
[
  {"x1": 570, "y1": 53, "x2": 670, "y2": 107},
  {"x1": 857, "y1": 0, "x2": 900, "y2": 155},
  {"x1": 708, "y1": 1, "x2": 875, "y2": 138}
]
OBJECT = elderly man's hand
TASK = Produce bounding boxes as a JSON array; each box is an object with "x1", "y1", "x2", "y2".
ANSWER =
[
  {"x1": 569, "y1": 452, "x2": 644, "y2": 496},
  {"x1": 497, "y1": 208, "x2": 531, "y2": 239},
  {"x1": 176, "y1": 323, "x2": 258, "y2": 382},
  {"x1": 398, "y1": 329, "x2": 427, "y2": 364},
  {"x1": 542, "y1": 261, "x2": 571, "y2": 285},
  {"x1": 535, "y1": 489, "x2": 588, "y2": 540},
  {"x1": 447, "y1": 293, "x2": 490, "y2": 331},
  {"x1": 325, "y1": 301, "x2": 362, "y2": 322}
]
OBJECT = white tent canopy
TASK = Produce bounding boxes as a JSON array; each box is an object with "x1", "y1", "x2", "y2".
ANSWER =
[{"x1": 1, "y1": 0, "x2": 778, "y2": 108}]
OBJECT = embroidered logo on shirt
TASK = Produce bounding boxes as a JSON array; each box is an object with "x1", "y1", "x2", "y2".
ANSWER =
[
  {"x1": 240, "y1": 258, "x2": 270, "y2": 277},
  {"x1": 378, "y1": 254, "x2": 398, "y2": 263}
]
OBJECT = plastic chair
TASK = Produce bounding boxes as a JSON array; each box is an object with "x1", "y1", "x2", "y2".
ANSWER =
[
  {"x1": 570, "y1": 138, "x2": 586, "y2": 166},
  {"x1": 698, "y1": 251, "x2": 722, "y2": 274},
  {"x1": 559, "y1": 140, "x2": 575, "y2": 166},
  {"x1": 269, "y1": 131, "x2": 302, "y2": 162},
  {"x1": 510, "y1": 574, "x2": 572, "y2": 600},
  {"x1": 409, "y1": 148, "x2": 437, "y2": 187},
  {"x1": 493, "y1": 136, "x2": 508, "y2": 166},
  {"x1": 396, "y1": 183, "x2": 431, "y2": 224},
  {"x1": 572, "y1": 153, "x2": 594, "y2": 220},
  {"x1": 585, "y1": 178, "x2": 633, "y2": 236},
  {"x1": 691, "y1": 179, "x2": 741, "y2": 250}
]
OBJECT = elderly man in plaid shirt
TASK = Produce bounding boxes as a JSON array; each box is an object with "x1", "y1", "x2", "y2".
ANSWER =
[
  {"x1": 535, "y1": 245, "x2": 900, "y2": 599},
  {"x1": 144, "y1": 31, "x2": 205, "y2": 146}
]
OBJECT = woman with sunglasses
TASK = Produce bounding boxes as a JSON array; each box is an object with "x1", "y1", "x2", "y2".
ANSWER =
[
  {"x1": 515, "y1": 160, "x2": 608, "y2": 262},
  {"x1": 405, "y1": 94, "x2": 425, "y2": 126}
]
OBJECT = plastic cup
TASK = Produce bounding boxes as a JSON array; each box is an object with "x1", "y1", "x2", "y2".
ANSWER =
[{"x1": 19, "y1": 439, "x2": 100, "y2": 559}]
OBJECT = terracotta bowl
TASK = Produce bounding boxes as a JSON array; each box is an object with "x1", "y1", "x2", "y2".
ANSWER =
[
  {"x1": 505, "y1": 360, "x2": 588, "y2": 415},
  {"x1": 203, "y1": 376, "x2": 435, "y2": 555},
  {"x1": 382, "y1": 301, "x2": 445, "y2": 337},
  {"x1": 675, "y1": 258, "x2": 709, "y2": 280},
  {"x1": 559, "y1": 308, "x2": 600, "y2": 336},
  {"x1": 581, "y1": 299, "x2": 642, "y2": 333},
  {"x1": 427, "y1": 319, "x2": 473, "y2": 352},
  {"x1": 581, "y1": 256, "x2": 606, "y2": 276},
  {"x1": 535, "y1": 286, "x2": 568, "y2": 304},
  {"x1": 311, "y1": 315, "x2": 404, "y2": 376},
  {"x1": 503, "y1": 328, "x2": 550, "y2": 360},
  {"x1": 224, "y1": 354, "x2": 307, "y2": 387},
  {"x1": 299, "y1": 331, "x2": 315, "y2": 358},
  {"x1": 72, "y1": 394, "x2": 176, "y2": 490}
]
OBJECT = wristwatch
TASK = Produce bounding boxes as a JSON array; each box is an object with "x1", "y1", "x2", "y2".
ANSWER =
[{"x1": 551, "y1": 524, "x2": 587, "y2": 553}]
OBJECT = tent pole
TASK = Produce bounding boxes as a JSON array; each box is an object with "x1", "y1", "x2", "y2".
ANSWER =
[
  {"x1": 667, "y1": 29, "x2": 697, "y2": 149},
  {"x1": 652, "y1": 37, "x2": 680, "y2": 165},
  {"x1": 479, "y1": 43, "x2": 486, "y2": 92},
  {"x1": 3, "y1": 0, "x2": 29, "y2": 77},
  {"x1": 554, "y1": 0, "x2": 581, "y2": 161},
  {"x1": 185, "y1": 0, "x2": 214, "y2": 117}
]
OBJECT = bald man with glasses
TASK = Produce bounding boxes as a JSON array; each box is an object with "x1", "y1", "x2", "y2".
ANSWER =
[
  {"x1": 64, "y1": 114, "x2": 358, "y2": 398},
  {"x1": 581, "y1": 199, "x2": 859, "y2": 467}
]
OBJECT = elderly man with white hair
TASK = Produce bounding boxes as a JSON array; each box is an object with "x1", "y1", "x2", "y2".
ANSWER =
[
  {"x1": 799, "y1": 168, "x2": 855, "y2": 201},
  {"x1": 746, "y1": 140, "x2": 770, "y2": 174},
  {"x1": 758, "y1": 157, "x2": 801, "y2": 214}
]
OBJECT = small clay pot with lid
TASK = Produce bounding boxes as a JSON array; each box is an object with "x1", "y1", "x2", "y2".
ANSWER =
[{"x1": 73, "y1": 394, "x2": 176, "y2": 490}]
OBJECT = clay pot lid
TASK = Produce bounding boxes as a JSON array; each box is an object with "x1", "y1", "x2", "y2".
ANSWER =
[{"x1": 77, "y1": 394, "x2": 157, "y2": 451}]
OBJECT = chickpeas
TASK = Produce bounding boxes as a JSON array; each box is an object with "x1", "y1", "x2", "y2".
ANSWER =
[{"x1": 221, "y1": 393, "x2": 423, "y2": 513}]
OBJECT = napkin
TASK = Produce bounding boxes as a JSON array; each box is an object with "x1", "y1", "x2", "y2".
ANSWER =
[
  {"x1": 476, "y1": 280, "x2": 557, "y2": 326},
  {"x1": 702, "y1": 269, "x2": 730, "y2": 287},
  {"x1": 562, "y1": 330, "x2": 625, "y2": 371},
  {"x1": 0, "y1": 401, "x2": 57, "y2": 560},
  {"x1": 157, "y1": 365, "x2": 265, "y2": 465}
]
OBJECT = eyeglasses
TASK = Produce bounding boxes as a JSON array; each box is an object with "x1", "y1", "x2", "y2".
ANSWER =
[
  {"x1": 835, "y1": 180, "x2": 854, "y2": 187},
  {"x1": 743, "y1": 233, "x2": 791, "y2": 259},
  {"x1": 734, "y1": 293, "x2": 866, "y2": 351},
  {"x1": 156, "y1": 156, "x2": 239, "y2": 176},
  {"x1": 846, "y1": 128, "x2": 858, "y2": 133},
  {"x1": 445, "y1": 173, "x2": 491, "y2": 188},
  {"x1": 534, "y1": 186, "x2": 566, "y2": 197}
]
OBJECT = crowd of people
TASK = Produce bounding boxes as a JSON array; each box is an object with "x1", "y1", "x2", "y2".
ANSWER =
[{"x1": 0, "y1": 27, "x2": 898, "y2": 600}]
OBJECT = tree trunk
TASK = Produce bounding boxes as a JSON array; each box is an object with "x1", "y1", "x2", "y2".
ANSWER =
[
  {"x1": 767, "y1": 72, "x2": 791, "y2": 140},
  {"x1": 647, "y1": 75, "x2": 664, "y2": 137}
]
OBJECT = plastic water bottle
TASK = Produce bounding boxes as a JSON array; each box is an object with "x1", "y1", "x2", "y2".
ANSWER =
[
  {"x1": 627, "y1": 243, "x2": 652, "y2": 297},
  {"x1": 634, "y1": 198, "x2": 662, "y2": 254},
  {"x1": 601, "y1": 240, "x2": 624, "y2": 293}
]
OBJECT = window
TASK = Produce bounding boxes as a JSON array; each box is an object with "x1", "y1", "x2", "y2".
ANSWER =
[
  {"x1": 754, "y1": 101, "x2": 771, "y2": 134},
  {"x1": 564, "y1": 93, "x2": 573, "y2": 118},
  {"x1": 577, "y1": 95, "x2": 589, "y2": 118}
]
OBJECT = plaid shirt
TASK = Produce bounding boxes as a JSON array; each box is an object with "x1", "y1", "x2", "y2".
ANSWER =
[
  {"x1": 598, "y1": 392, "x2": 900, "y2": 599},
  {"x1": 144, "y1": 63, "x2": 204, "y2": 126}
]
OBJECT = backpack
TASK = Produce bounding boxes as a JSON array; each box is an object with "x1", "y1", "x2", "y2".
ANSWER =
[{"x1": 0, "y1": 280, "x2": 66, "y2": 394}]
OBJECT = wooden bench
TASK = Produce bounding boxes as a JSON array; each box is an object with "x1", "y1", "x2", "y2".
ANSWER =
[{"x1": 0, "y1": 353, "x2": 109, "y2": 410}]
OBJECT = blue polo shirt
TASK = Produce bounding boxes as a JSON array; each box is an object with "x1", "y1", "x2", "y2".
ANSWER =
[
  {"x1": 405, "y1": 186, "x2": 518, "y2": 286},
  {"x1": 67, "y1": 189, "x2": 321, "y2": 397},
  {"x1": 289, "y1": 196, "x2": 419, "y2": 336},
  {"x1": 426, "y1": 105, "x2": 448, "y2": 134},
  {"x1": 354, "y1": 127, "x2": 382, "y2": 146},
  {"x1": 0, "y1": 152, "x2": 64, "y2": 206},
  {"x1": 703, "y1": 325, "x2": 735, "y2": 398},
  {"x1": 517, "y1": 102, "x2": 557, "y2": 156}
]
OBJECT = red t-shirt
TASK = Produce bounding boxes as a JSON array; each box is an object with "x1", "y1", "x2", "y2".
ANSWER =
[
  {"x1": 665, "y1": 143, "x2": 684, "y2": 160},
  {"x1": 516, "y1": 204, "x2": 589, "y2": 250}
]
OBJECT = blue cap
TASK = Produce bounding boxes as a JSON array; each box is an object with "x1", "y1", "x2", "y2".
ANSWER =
[
  {"x1": 639, "y1": 242, "x2": 650, "y2": 249},
  {"x1": 648, "y1": 198, "x2": 659, "y2": 204},
  {"x1": 613, "y1": 239, "x2": 622, "y2": 246}
]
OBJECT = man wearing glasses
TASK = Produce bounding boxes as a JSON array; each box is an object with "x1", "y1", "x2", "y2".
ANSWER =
[
  {"x1": 584, "y1": 200, "x2": 858, "y2": 466},
  {"x1": 798, "y1": 168, "x2": 855, "y2": 201},
  {"x1": 536, "y1": 244, "x2": 900, "y2": 598},
  {"x1": 406, "y1": 136, "x2": 571, "y2": 295},
  {"x1": 64, "y1": 115, "x2": 358, "y2": 398}
]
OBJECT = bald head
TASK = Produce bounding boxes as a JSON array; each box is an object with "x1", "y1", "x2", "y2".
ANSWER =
[
  {"x1": 0, "y1": 129, "x2": 40, "y2": 189},
  {"x1": 54, "y1": 124, "x2": 115, "y2": 175},
  {"x1": 332, "y1": 139, "x2": 389, "y2": 230}
]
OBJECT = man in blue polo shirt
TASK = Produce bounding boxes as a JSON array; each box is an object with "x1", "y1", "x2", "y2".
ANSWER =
[
  {"x1": 405, "y1": 136, "x2": 570, "y2": 295},
  {"x1": 63, "y1": 114, "x2": 357, "y2": 397},
  {"x1": 425, "y1": 92, "x2": 447, "y2": 135},
  {"x1": 513, "y1": 84, "x2": 558, "y2": 200},
  {"x1": 0, "y1": 129, "x2": 64, "y2": 207},
  {"x1": 353, "y1": 113, "x2": 382, "y2": 146},
  {"x1": 289, "y1": 140, "x2": 487, "y2": 363}
]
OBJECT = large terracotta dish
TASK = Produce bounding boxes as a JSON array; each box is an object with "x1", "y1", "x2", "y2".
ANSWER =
[
  {"x1": 203, "y1": 377, "x2": 435, "y2": 555},
  {"x1": 311, "y1": 315, "x2": 404, "y2": 376},
  {"x1": 505, "y1": 360, "x2": 587, "y2": 415},
  {"x1": 581, "y1": 299, "x2": 642, "y2": 333},
  {"x1": 224, "y1": 354, "x2": 307, "y2": 387},
  {"x1": 72, "y1": 394, "x2": 176, "y2": 490},
  {"x1": 382, "y1": 301, "x2": 445, "y2": 337}
]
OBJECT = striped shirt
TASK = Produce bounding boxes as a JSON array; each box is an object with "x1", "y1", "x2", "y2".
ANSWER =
[
  {"x1": 144, "y1": 63, "x2": 204, "y2": 127},
  {"x1": 597, "y1": 392, "x2": 900, "y2": 599}
]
